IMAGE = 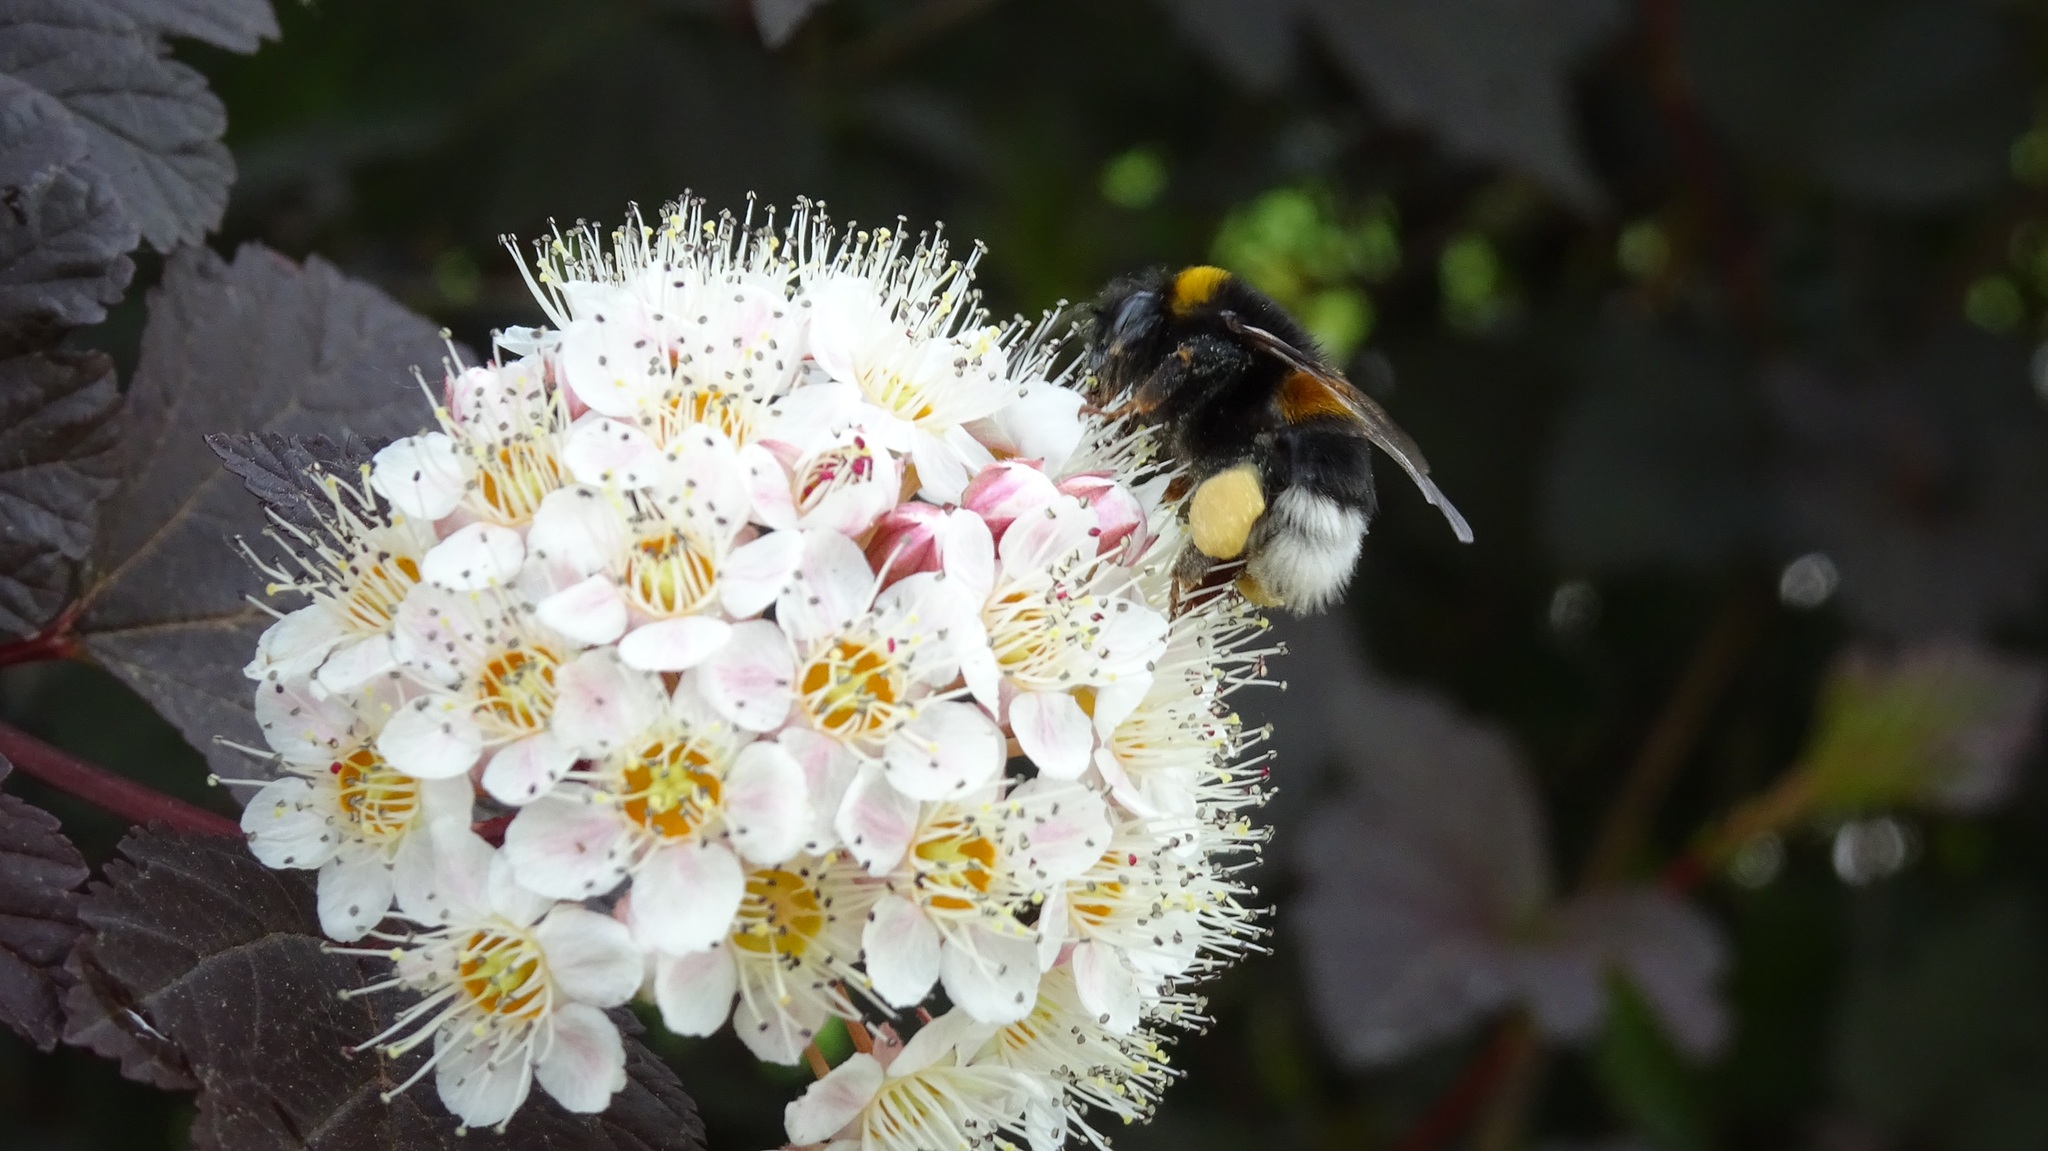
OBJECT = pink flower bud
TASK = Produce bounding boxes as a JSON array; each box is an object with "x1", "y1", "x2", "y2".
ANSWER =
[
  {"x1": 960, "y1": 460, "x2": 1058, "y2": 541},
  {"x1": 864, "y1": 502, "x2": 947, "y2": 587},
  {"x1": 1058, "y1": 472, "x2": 1147, "y2": 557}
]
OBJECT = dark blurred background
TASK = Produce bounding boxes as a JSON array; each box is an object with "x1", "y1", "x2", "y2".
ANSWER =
[{"x1": 7, "y1": 1, "x2": 2048, "y2": 1148}]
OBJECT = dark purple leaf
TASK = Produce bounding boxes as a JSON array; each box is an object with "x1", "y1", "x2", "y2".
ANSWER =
[
  {"x1": 0, "y1": 70, "x2": 85, "y2": 191},
  {"x1": 1158, "y1": 0, "x2": 1298, "y2": 89},
  {"x1": 97, "y1": 0, "x2": 278, "y2": 54},
  {"x1": 0, "y1": 165, "x2": 137, "y2": 333},
  {"x1": 0, "y1": 346, "x2": 119, "y2": 638},
  {"x1": 0, "y1": 752, "x2": 88, "y2": 1051},
  {"x1": 78, "y1": 244, "x2": 442, "y2": 778},
  {"x1": 65, "y1": 829, "x2": 705, "y2": 1151},
  {"x1": 1301, "y1": 0, "x2": 1623, "y2": 211},
  {"x1": 205, "y1": 432, "x2": 382, "y2": 555},
  {"x1": 0, "y1": 0, "x2": 233, "y2": 250},
  {"x1": 1767, "y1": 328, "x2": 2048, "y2": 638},
  {"x1": 752, "y1": 0, "x2": 825, "y2": 47},
  {"x1": 1287, "y1": 641, "x2": 1728, "y2": 1065}
]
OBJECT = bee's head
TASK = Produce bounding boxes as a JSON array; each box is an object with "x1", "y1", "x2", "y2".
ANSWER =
[{"x1": 1087, "y1": 269, "x2": 1173, "y2": 392}]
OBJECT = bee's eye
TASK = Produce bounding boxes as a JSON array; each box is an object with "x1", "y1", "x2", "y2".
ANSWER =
[{"x1": 1108, "y1": 291, "x2": 1159, "y2": 345}]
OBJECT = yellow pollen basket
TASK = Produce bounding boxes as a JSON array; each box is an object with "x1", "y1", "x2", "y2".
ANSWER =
[
  {"x1": 730, "y1": 869, "x2": 826, "y2": 957},
  {"x1": 626, "y1": 529, "x2": 719, "y2": 616},
  {"x1": 1188, "y1": 464, "x2": 1266, "y2": 560},
  {"x1": 798, "y1": 639, "x2": 905, "y2": 739},
  {"x1": 480, "y1": 647, "x2": 561, "y2": 733},
  {"x1": 621, "y1": 741, "x2": 722, "y2": 839},
  {"x1": 1169, "y1": 265, "x2": 1231, "y2": 316},
  {"x1": 914, "y1": 827, "x2": 998, "y2": 912},
  {"x1": 334, "y1": 747, "x2": 420, "y2": 840},
  {"x1": 457, "y1": 930, "x2": 547, "y2": 1019}
]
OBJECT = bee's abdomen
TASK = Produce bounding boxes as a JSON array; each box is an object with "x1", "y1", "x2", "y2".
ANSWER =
[{"x1": 1245, "y1": 487, "x2": 1367, "y2": 614}]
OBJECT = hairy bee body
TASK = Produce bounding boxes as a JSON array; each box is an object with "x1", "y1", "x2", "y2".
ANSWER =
[{"x1": 1088, "y1": 265, "x2": 1470, "y2": 614}]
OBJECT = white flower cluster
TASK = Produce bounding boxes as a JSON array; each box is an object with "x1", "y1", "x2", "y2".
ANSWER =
[{"x1": 231, "y1": 198, "x2": 1274, "y2": 1145}]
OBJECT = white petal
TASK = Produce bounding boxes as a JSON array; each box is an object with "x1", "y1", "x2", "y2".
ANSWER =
[
  {"x1": 315, "y1": 635, "x2": 397, "y2": 694},
  {"x1": 780, "y1": 727, "x2": 857, "y2": 853},
  {"x1": 246, "y1": 604, "x2": 347, "y2": 683},
  {"x1": 482, "y1": 732, "x2": 579, "y2": 805},
  {"x1": 240, "y1": 777, "x2": 337, "y2": 869},
  {"x1": 1036, "y1": 887, "x2": 1069, "y2": 972},
  {"x1": 435, "y1": 1030, "x2": 534, "y2": 1130},
  {"x1": 631, "y1": 841, "x2": 745, "y2": 954},
  {"x1": 535, "y1": 575, "x2": 629, "y2": 646},
  {"x1": 552, "y1": 648, "x2": 663, "y2": 756},
  {"x1": 1071, "y1": 940, "x2": 1142, "y2": 1034},
  {"x1": 775, "y1": 530, "x2": 876, "y2": 642},
  {"x1": 535, "y1": 1002, "x2": 627, "y2": 1114},
  {"x1": 1009, "y1": 691, "x2": 1094, "y2": 780},
  {"x1": 316, "y1": 854, "x2": 393, "y2": 941},
  {"x1": 889, "y1": 1007, "x2": 997, "y2": 1078},
  {"x1": 724, "y1": 741, "x2": 810, "y2": 865},
  {"x1": 785, "y1": 1052, "x2": 884, "y2": 1146},
  {"x1": 1091, "y1": 677, "x2": 1149, "y2": 737},
  {"x1": 861, "y1": 895, "x2": 940, "y2": 1009},
  {"x1": 399, "y1": 821, "x2": 496, "y2": 925},
  {"x1": 939, "y1": 923, "x2": 1041, "y2": 1024},
  {"x1": 486, "y1": 846, "x2": 557, "y2": 926},
  {"x1": 619, "y1": 617, "x2": 732, "y2": 672},
  {"x1": 534, "y1": 905, "x2": 643, "y2": 1006},
  {"x1": 417, "y1": 774, "x2": 476, "y2": 826},
  {"x1": 936, "y1": 508, "x2": 996, "y2": 601},
  {"x1": 529, "y1": 484, "x2": 626, "y2": 577},
  {"x1": 804, "y1": 276, "x2": 881, "y2": 384},
  {"x1": 376, "y1": 699, "x2": 483, "y2": 779},
  {"x1": 371, "y1": 433, "x2": 468, "y2": 522},
  {"x1": 734, "y1": 982, "x2": 828, "y2": 1066},
  {"x1": 696, "y1": 620, "x2": 795, "y2": 732},
  {"x1": 741, "y1": 442, "x2": 799, "y2": 530},
  {"x1": 254, "y1": 678, "x2": 362, "y2": 767},
  {"x1": 882, "y1": 701, "x2": 1005, "y2": 800},
  {"x1": 1008, "y1": 778, "x2": 1111, "y2": 884},
  {"x1": 720, "y1": 530, "x2": 804, "y2": 618},
  {"x1": 652, "y1": 943, "x2": 738, "y2": 1036},
  {"x1": 502, "y1": 791, "x2": 631, "y2": 899},
  {"x1": 563, "y1": 417, "x2": 664, "y2": 488},
  {"x1": 421, "y1": 523, "x2": 526, "y2": 590},
  {"x1": 834, "y1": 765, "x2": 920, "y2": 874}
]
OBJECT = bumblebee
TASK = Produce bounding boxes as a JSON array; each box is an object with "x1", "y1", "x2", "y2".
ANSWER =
[{"x1": 1087, "y1": 265, "x2": 1472, "y2": 614}]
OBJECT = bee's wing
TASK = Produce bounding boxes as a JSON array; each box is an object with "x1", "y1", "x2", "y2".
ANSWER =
[{"x1": 1230, "y1": 318, "x2": 1475, "y2": 544}]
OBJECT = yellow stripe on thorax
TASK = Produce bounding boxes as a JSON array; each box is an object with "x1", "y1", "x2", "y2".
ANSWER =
[{"x1": 1170, "y1": 265, "x2": 1231, "y2": 316}]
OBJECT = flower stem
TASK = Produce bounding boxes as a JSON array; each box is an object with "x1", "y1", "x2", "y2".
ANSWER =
[
  {"x1": 0, "y1": 720, "x2": 241, "y2": 838},
  {"x1": 0, "y1": 603, "x2": 83, "y2": 669},
  {"x1": 1391, "y1": 1015, "x2": 1532, "y2": 1151}
]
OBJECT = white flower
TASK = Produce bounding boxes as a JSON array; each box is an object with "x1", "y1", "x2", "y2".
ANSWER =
[
  {"x1": 502, "y1": 667, "x2": 812, "y2": 954},
  {"x1": 853, "y1": 778, "x2": 1110, "y2": 1024},
  {"x1": 241, "y1": 678, "x2": 472, "y2": 941},
  {"x1": 232, "y1": 194, "x2": 1291, "y2": 1140},
  {"x1": 647, "y1": 852, "x2": 877, "y2": 1064},
  {"x1": 783, "y1": 1009, "x2": 1057, "y2": 1151},
  {"x1": 351, "y1": 827, "x2": 643, "y2": 1131},
  {"x1": 378, "y1": 585, "x2": 583, "y2": 803}
]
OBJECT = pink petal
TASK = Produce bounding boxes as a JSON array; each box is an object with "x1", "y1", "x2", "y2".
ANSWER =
[
  {"x1": 784, "y1": 1052, "x2": 883, "y2": 1146},
  {"x1": 653, "y1": 943, "x2": 738, "y2": 1036},
  {"x1": 883, "y1": 701, "x2": 1005, "y2": 801},
  {"x1": 721, "y1": 530, "x2": 805, "y2": 618},
  {"x1": 862, "y1": 896, "x2": 941, "y2": 1008},
  {"x1": 563, "y1": 417, "x2": 664, "y2": 488},
  {"x1": 619, "y1": 617, "x2": 733, "y2": 672},
  {"x1": 696, "y1": 620, "x2": 795, "y2": 732},
  {"x1": 534, "y1": 1002, "x2": 627, "y2": 1113},
  {"x1": 834, "y1": 766, "x2": 920, "y2": 874},
  {"x1": 535, "y1": 574, "x2": 629, "y2": 645},
  {"x1": 482, "y1": 731, "x2": 579, "y2": 805},
  {"x1": 631, "y1": 841, "x2": 744, "y2": 954},
  {"x1": 1009, "y1": 690, "x2": 1094, "y2": 780}
]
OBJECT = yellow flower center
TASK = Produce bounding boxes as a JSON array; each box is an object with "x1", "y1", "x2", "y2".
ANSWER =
[
  {"x1": 667, "y1": 386, "x2": 755, "y2": 445},
  {"x1": 457, "y1": 930, "x2": 548, "y2": 1019},
  {"x1": 731, "y1": 869, "x2": 826, "y2": 957},
  {"x1": 474, "y1": 440, "x2": 562, "y2": 524},
  {"x1": 480, "y1": 647, "x2": 561, "y2": 733},
  {"x1": 625, "y1": 529, "x2": 718, "y2": 617},
  {"x1": 333, "y1": 747, "x2": 420, "y2": 841},
  {"x1": 913, "y1": 822, "x2": 998, "y2": 913},
  {"x1": 340, "y1": 550, "x2": 421, "y2": 632},
  {"x1": 798, "y1": 639, "x2": 905, "y2": 740},
  {"x1": 621, "y1": 742, "x2": 722, "y2": 839}
]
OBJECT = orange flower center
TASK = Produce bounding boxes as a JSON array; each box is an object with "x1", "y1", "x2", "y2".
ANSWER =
[
  {"x1": 333, "y1": 747, "x2": 420, "y2": 841},
  {"x1": 626, "y1": 530, "x2": 718, "y2": 617},
  {"x1": 457, "y1": 930, "x2": 547, "y2": 1019},
  {"x1": 797, "y1": 639, "x2": 905, "y2": 741},
  {"x1": 913, "y1": 824, "x2": 998, "y2": 912},
  {"x1": 480, "y1": 647, "x2": 561, "y2": 733},
  {"x1": 620, "y1": 741, "x2": 722, "y2": 839},
  {"x1": 731, "y1": 869, "x2": 826, "y2": 957}
]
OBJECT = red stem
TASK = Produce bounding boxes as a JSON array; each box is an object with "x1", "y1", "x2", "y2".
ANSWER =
[
  {"x1": 1391, "y1": 1019, "x2": 1529, "y2": 1151},
  {"x1": 0, "y1": 603, "x2": 83, "y2": 669},
  {"x1": 0, "y1": 721, "x2": 241, "y2": 838}
]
